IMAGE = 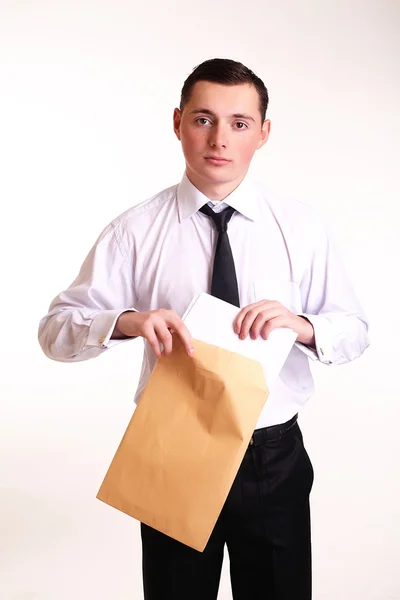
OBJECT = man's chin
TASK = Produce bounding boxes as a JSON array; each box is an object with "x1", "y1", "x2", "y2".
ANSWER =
[
  {"x1": 198, "y1": 168, "x2": 239, "y2": 184},
  {"x1": 186, "y1": 163, "x2": 244, "y2": 188}
]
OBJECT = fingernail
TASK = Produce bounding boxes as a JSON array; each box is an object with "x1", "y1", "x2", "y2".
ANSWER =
[{"x1": 189, "y1": 348, "x2": 194, "y2": 356}]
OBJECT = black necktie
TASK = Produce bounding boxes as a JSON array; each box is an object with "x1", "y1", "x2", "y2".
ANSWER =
[{"x1": 199, "y1": 204, "x2": 240, "y2": 307}]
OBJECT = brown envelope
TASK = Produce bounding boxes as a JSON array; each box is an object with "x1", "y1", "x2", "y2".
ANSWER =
[{"x1": 96, "y1": 335, "x2": 268, "y2": 552}]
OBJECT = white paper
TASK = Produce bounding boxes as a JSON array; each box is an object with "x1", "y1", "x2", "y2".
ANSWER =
[{"x1": 182, "y1": 293, "x2": 297, "y2": 391}]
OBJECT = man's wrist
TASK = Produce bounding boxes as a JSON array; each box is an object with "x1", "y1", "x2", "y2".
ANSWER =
[
  {"x1": 296, "y1": 316, "x2": 316, "y2": 347},
  {"x1": 112, "y1": 311, "x2": 138, "y2": 339}
]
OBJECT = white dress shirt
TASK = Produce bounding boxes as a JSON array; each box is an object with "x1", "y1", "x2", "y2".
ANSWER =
[{"x1": 38, "y1": 172, "x2": 369, "y2": 428}]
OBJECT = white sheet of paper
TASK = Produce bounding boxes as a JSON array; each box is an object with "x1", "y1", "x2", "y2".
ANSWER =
[{"x1": 182, "y1": 293, "x2": 297, "y2": 390}]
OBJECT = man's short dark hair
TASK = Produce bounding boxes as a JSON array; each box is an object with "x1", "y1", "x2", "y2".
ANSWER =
[{"x1": 179, "y1": 58, "x2": 269, "y2": 124}]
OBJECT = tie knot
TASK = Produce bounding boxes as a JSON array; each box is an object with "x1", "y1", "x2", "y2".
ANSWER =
[{"x1": 199, "y1": 204, "x2": 236, "y2": 233}]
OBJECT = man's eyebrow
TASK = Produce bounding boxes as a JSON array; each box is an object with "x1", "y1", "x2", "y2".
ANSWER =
[{"x1": 189, "y1": 108, "x2": 256, "y2": 123}]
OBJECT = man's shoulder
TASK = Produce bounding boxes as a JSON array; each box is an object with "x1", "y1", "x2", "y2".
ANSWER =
[
  {"x1": 256, "y1": 182, "x2": 326, "y2": 230},
  {"x1": 111, "y1": 182, "x2": 179, "y2": 229}
]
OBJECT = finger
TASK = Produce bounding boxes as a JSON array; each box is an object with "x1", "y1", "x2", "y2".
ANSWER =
[
  {"x1": 165, "y1": 312, "x2": 194, "y2": 356},
  {"x1": 234, "y1": 307, "x2": 250, "y2": 334},
  {"x1": 142, "y1": 322, "x2": 163, "y2": 359},
  {"x1": 235, "y1": 300, "x2": 281, "y2": 337},
  {"x1": 249, "y1": 307, "x2": 284, "y2": 339},
  {"x1": 234, "y1": 301, "x2": 266, "y2": 334},
  {"x1": 154, "y1": 323, "x2": 173, "y2": 356},
  {"x1": 239, "y1": 303, "x2": 281, "y2": 340},
  {"x1": 260, "y1": 316, "x2": 288, "y2": 340}
]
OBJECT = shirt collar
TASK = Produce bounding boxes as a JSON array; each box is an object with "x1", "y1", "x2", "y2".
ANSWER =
[{"x1": 177, "y1": 171, "x2": 259, "y2": 222}]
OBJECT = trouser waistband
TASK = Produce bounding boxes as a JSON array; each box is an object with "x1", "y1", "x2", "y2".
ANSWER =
[{"x1": 249, "y1": 414, "x2": 299, "y2": 447}]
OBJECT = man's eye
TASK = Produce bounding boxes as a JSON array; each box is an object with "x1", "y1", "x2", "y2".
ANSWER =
[
  {"x1": 235, "y1": 122, "x2": 247, "y2": 129},
  {"x1": 196, "y1": 118, "x2": 210, "y2": 125}
]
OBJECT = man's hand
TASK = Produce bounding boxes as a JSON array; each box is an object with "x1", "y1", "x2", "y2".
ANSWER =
[
  {"x1": 113, "y1": 309, "x2": 194, "y2": 359},
  {"x1": 234, "y1": 300, "x2": 315, "y2": 346}
]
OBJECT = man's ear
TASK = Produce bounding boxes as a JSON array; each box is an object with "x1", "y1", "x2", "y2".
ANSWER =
[
  {"x1": 173, "y1": 108, "x2": 182, "y2": 141},
  {"x1": 257, "y1": 119, "x2": 271, "y2": 150}
]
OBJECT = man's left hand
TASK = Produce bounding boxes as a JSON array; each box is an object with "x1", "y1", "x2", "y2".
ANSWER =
[{"x1": 234, "y1": 299, "x2": 315, "y2": 346}]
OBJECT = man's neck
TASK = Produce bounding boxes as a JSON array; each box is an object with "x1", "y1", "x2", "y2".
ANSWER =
[{"x1": 185, "y1": 168, "x2": 247, "y2": 201}]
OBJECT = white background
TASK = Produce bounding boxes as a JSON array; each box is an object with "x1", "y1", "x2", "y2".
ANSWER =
[{"x1": 1, "y1": 0, "x2": 399, "y2": 598}]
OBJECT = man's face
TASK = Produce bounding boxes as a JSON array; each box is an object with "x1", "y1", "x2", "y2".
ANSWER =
[{"x1": 173, "y1": 81, "x2": 270, "y2": 196}]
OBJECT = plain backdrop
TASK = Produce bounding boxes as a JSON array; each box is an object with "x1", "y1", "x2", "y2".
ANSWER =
[{"x1": 1, "y1": 0, "x2": 399, "y2": 598}]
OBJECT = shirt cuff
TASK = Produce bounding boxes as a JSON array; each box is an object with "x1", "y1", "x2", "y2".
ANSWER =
[
  {"x1": 295, "y1": 314, "x2": 333, "y2": 364},
  {"x1": 86, "y1": 308, "x2": 138, "y2": 348}
]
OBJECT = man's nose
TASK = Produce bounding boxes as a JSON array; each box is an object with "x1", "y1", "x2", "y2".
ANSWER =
[{"x1": 208, "y1": 124, "x2": 228, "y2": 148}]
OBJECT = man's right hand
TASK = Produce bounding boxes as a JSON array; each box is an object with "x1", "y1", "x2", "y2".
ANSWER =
[{"x1": 112, "y1": 309, "x2": 194, "y2": 359}]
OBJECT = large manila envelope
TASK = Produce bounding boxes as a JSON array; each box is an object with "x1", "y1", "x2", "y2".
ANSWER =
[{"x1": 96, "y1": 335, "x2": 268, "y2": 552}]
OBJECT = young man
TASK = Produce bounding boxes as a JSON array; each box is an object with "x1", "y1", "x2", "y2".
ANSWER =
[{"x1": 39, "y1": 58, "x2": 369, "y2": 599}]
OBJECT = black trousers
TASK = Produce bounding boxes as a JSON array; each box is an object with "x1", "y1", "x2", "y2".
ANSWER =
[{"x1": 141, "y1": 416, "x2": 314, "y2": 600}]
